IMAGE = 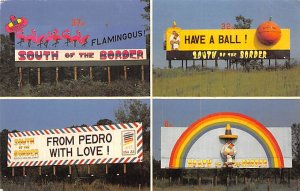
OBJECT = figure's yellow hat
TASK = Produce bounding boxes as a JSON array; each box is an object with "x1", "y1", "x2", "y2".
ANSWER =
[
  {"x1": 219, "y1": 124, "x2": 238, "y2": 139},
  {"x1": 172, "y1": 21, "x2": 177, "y2": 27}
]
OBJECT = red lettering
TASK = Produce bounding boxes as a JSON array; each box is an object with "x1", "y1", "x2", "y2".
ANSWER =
[
  {"x1": 43, "y1": 51, "x2": 50, "y2": 60},
  {"x1": 115, "y1": 50, "x2": 122, "y2": 59},
  {"x1": 18, "y1": 51, "x2": 26, "y2": 61},
  {"x1": 17, "y1": 51, "x2": 60, "y2": 61},
  {"x1": 100, "y1": 51, "x2": 107, "y2": 60},
  {"x1": 122, "y1": 50, "x2": 129, "y2": 59},
  {"x1": 130, "y1": 50, "x2": 136, "y2": 59},
  {"x1": 108, "y1": 50, "x2": 114, "y2": 60},
  {"x1": 98, "y1": 50, "x2": 145, "y2": 60},
  {"x1": 137, "y1": 50, "x2": 144, "y2": 59}
]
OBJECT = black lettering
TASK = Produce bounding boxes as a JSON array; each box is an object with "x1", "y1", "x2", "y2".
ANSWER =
[
  {"x1": 47, "y1": 137, "x2": 52, "y2": 146},
  {"x1": 79, "y1": 135, "x2": 85, "y2": 144},
  {"x1": 106, "y1": 133, "x2": 112, "y2": 143},
  {"x1": 209, "y1": 35, "x2": 214, "y2": 44},
  {"x1": 107, "y1": 36, "x2": 115, "y2": 43},
  {"x1": 91, "y1": 39, "x2": 96, "y2": 46},
  {"x1": 185, "y1": 35, "x2": 191, "y2": 44}
]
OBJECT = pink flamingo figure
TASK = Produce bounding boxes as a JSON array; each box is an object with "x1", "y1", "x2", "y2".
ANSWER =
[
  {"x1": 70, "y1": 30, "x2": 81, "y2": 47},
  {"x1": 15, "y1": 30, "x2": 26, "y2": 46},
  {"x1": 43, "y1": 31, "x2": 53, "y2": 48},
  {"x1": 52, "y1": 29, "x2": 61, "y2": 47},
  {"x1": 23, "y1": 29, "x2": 37, "y2": 47},
  {"x1": 62, "y1": 29, "x2": 72, "y2": 46},
  {"x1": 79, "y1": 34, "x2": 90, "y2": 46},
  {"x1": 36, "y1": 33, "x2": 46, "y2": 48}
]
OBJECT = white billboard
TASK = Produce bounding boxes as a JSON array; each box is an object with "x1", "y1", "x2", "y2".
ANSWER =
[
  {"x1": 161, "y1": 113, "x2": 292, "y2": 169},
  {"x1": 15, "y1": 49, "x2": 146, "y2": 61},
  {"x1": 8, "y1": 122, "x2": 143, "y2": 167}
]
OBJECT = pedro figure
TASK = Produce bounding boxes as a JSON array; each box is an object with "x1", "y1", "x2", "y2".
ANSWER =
[{"x1": 219, "y1": 124, "x2": 238, "y2": 168}]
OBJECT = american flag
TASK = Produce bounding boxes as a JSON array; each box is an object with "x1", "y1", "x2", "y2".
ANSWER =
[{"x1": 123, "y1": 132, "x2": 134, "y2": 145}]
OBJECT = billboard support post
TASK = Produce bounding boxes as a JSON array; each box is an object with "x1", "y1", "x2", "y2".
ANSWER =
[
  {"x1": 87, "y1": 165, "x2": 90, "y2": 175},
  {"x1": 38, "y1": 166, "x2": 41, "y2": 176},
  {"x1": 123, "y1": 164, "x2": 127, "y2": 174},
  {"x1": 105, "y1": 164, "x2": 108, "y2": 174},
  {"x1": 89, "y1": 67, "x2": 93, "y2": 80},
  {"x1": 37, "y1": 67, "x2": 41, "y2": 85},
  {"x1": 55, "y1": 67, "x2": 59, "y2": 83},
  {"x1": 141, "y1": 65, "x2": 144, "y2": 82},
  {"x1": 288, "y1": 168, "x2": 291, "y2": 187},
  {"x1": 23, "y1": 167, "x2": 26, "y2": 177},
  {"x1": 107, "y1": 66, "x2": 111, "y2": 83},
  {"x1": 53, "y1": 166, "x2": 56, "y2": 176},
  {"x1": 168, "y1": 60, "x2": 172, "y2": 69},
  {"x1": 18, "y1": 67, "x2": 22, "y2": 88},
  {"x1": 124, "y1": 66, "x2": 127, "y2": 80},
  {"x1": 74, "y1": 67, "x2": 77, "y2": 81},
  {"x1": 11, "y1": 167, "x2": 14, "y2": 177},
  {"x1": 68, "y1": 166, "x2": 72, "y2": 175}
]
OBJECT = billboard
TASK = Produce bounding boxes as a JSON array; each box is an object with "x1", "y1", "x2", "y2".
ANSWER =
[
  {"x1": 7, "y1": 122, "x2": 143, "y2": 167},
  {"x1": 15, "y1": 49, "x2": 146, "y2": 62},
  {"x1": 12, "y1": 21, "x2": 147, "y2": 64},
  {"x1": 161, "y1": 112, "x2": 292, "y2": 169},
  {"x1": 165, "y1": 27, "x2": 290, "y2": 60},
  {"x1": 2, "y1": 0, "x2": 148, "y2": 66}
]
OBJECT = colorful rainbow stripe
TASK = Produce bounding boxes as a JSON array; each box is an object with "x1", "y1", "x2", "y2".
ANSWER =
[{"x1": 169, "y1": 112, "x2": 284, "y2": 168}]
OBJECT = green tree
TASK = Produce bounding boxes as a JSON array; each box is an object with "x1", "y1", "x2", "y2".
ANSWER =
[
  {"x1": 96, "y1": 119, "x2": 114, "y2": 125},
  {"x1": 234, "y1": 15, "x2": 253, "y2": 29},
  {"x1": 140, "y1": 0, "x2": 150, "y2": 31},
  {"x1": 292, "y1": 123, "x2": 300, "y2": 176},
  {"x1": 114, "y1": 100, "x2": 150, "y2": 186},
  {"x1": 0, "y1": 34, "x2": 18, "y2": 95},
  {"x1": 232, "y1": 15, "x2": 254, "y2": 70}
]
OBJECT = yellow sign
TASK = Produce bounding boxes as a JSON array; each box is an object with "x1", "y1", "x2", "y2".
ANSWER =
[
  {"x1": 186, "y1": 159, "x2": 268, "y2": 168},
  {"x1": 166, "y1": 28, "x2": 290, "y2": 51}
]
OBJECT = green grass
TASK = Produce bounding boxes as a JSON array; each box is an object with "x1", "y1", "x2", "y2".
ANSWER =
[
  {"x1": 2, "y1": 181, "x2": 149, "y2": 191},
  {"x1": 153, "y1": 179, "x2": 300, "y2": 191},
  {"x1": 153, "y1": 67, "x2": 300, "y2": 96}
]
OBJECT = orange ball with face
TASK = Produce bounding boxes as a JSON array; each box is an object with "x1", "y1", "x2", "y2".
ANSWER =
[{"x1": 256, "y1": 21, "x2": 281, "y2": 45}]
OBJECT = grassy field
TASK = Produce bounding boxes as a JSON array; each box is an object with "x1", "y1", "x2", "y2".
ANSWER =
[
  {"x1": 153, "y1": 67, "x2": 300, "y2": 97},
  {"x1": 2, "y1": 181, "x2": 149, "y2": 191},
  {"x1": 153, "y1": 179, "x2": 300, "y2": 191}
]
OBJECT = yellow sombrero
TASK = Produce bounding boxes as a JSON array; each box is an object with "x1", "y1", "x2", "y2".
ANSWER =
[{"x1": 219, "y1": 124, "x2": 238, "y2": 139}]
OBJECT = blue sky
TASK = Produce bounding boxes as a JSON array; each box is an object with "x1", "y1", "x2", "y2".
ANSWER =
[
  {"x1": 0, "y1": 99, "x2": 149, "y2": 131},
  {"x1": 0, "y1": 0, "x2": 148, "y2": 49},
  {"x1": 153, "y1": 99, "x2": 300, "y2": 159},
  {"x1": 153, "y1": 0, "x2": 300, "y2": 68}
]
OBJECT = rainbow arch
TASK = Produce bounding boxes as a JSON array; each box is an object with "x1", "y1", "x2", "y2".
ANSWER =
[{"x1": 169, "y1": 112, "x2": 284, "y2": 168}]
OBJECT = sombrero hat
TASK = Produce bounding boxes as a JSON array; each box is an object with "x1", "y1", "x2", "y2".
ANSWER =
[
  {"x1": 219, "y1": 124, "x2": 238, "y2": 139},
  {"x1": 5, "y1": 15, "x2": 28, "y2": 33}
]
